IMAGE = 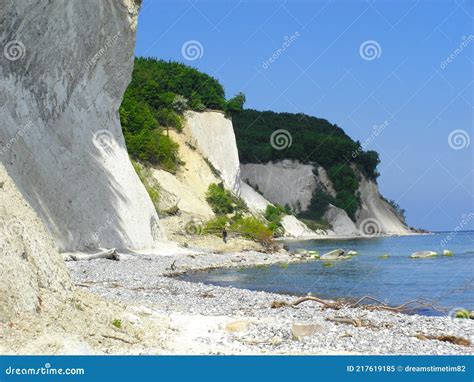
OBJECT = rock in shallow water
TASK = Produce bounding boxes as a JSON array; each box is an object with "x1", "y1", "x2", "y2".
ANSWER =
[
  {"x1": 320, "y1": 249, "x2": 351, "y2": 260},
  {"x1": 410, "y1": 251, "x2": 438, "y2": 258}
]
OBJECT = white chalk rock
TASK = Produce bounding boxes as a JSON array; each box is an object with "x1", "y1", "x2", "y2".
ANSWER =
[{"x1": 0, "y1": 0, "x2": 161, "y2": 251}]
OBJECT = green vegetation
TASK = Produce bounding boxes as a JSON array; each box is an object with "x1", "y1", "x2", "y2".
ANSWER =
[
  {"x1": 382, "y1": 196, "x2": 406, "y2": 222},
  {"x1": 204, "y1": 183, "x2": 273, "y2": 245},
  {"x1": 264, "y1": 204, "x2": 289, "y2": 232},
  {"x1": 205, "y1": 183, "x2": 247, "y2": 215},
  {"x1": 204, "y1": 215, "x2": 230, "y2": 235},
  {"x1": 299, "y1": 190, "x2": 336, "y2": 221},
  {"x1": 112, "y1": 319, "x2": 122, "y2": 329},
  {"x1": 300, "y1": 218, "x2": 331, "y2": 231},
  {"x1": 121, "y1": 57, "x2": 246, "y2": 173},
  {"x1": 131, "y1": 160, "x2": 160, "y2": 212},
  {"x1": 204, "y1": 158, "x2": 221, "y2": 178},
  {"x1": 454, "y1": 309, "x2": 470, "y2": 319},
  {"x1": 232, "y1": 109, "x2": 381, "y2": 219},
  {"x1": 121, "y1": 58, "x2": 384, "y2": 223},
  {"x1": 230, "y1": 216, "x2": 273, "y2": 244},
  {"x1": 225, "y1": 92, "x2": 246, "y2": 116}
]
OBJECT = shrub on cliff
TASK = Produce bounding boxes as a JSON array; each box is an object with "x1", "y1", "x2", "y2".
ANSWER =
[
  {"x1": 231, "y1": 216, "x2": 273, "y2": 244},
  {"x1": 205, "y1": 183, "x2": 247, "y2": 215},
  {"x1": 264, "y1": 204, "x2": 288, "y2": 232},
  {"x1": 125, "y1": 129, "x2": 180, "y2": 173}
]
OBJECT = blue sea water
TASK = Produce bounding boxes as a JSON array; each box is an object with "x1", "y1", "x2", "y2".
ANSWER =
[{"x1": 178, "y1": 231, "x2": 474, "y2": 315}]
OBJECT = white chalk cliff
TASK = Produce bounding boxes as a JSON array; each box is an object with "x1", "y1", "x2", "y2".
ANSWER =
[
  {"x1": 241, "y1": 160, "x2": 317, "y2": 212},
  {"x1": 0, "y1": 163, "x2": 72, "y2": 322},
  {"x1": 241, "y1": 160, "x2": 410, "y2": 236},
  {"x1": 184, "y1": 111, "x2": 242, "y2": 195},
  {"x1": 356, "y1": 172, "x2": 411, "y2": 235},
  {"x1": 0, "y1": 0, "x2": 161, "y2": 252}
]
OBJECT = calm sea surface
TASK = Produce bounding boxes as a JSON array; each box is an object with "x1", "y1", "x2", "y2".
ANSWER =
[{"x1": 178, "y1": 231, "x2": 474, "y2": 315}]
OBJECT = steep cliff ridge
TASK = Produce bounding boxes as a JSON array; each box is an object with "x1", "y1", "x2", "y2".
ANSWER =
[
  {"x1": 0, "y1": 0, "x2": 161, "y2": 251},
  {"x1": 240, "y1": 159, "x2": 411, "y2": 236},
  {"x1": 241, "y1": 160, "x2": 317, "y2": 212},
  {"x1": 151, "y1": 128, "x2": 217, "y2": 218},
  {"x1": 356, "y1": 173, "x2": 411, "y2": 235}
]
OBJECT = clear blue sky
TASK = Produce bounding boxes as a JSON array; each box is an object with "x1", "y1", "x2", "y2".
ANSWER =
[{"x1": 135, "y1": 0, "x2": 473, "y2": 232}]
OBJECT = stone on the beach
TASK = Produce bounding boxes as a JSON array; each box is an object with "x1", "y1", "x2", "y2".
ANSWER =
[
  {"x1": 410, "y1": 251, "x2": 438, "y2": 258},
  {"x1": 291, "y1": 324, "x2": 324, "y2": 341},
  {"x1": 225, "y1": 320, "x2": 250, "y2": 333},
  {"x1": 442, "y1": 250, "x2": 454, "y2": 256},
  {"x1": 320, "y1": 249, "x2": 350, "y2": 260}
]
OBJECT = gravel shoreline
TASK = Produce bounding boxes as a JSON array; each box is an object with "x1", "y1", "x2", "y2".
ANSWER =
[{"x1": 66, "y1": 248, "x2": 474, "y2": 355}]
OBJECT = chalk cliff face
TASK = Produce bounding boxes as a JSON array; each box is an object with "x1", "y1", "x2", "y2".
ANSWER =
[
  {"x1": 0, "y1": 0, "x2": 161, "y2": 251},
  {"x1": 241, "y1": 160, "x2": 317, "y2": 212},
  {"x1": 185, "y1": 111, "x2": 242, "y2": 195},
  {"x1": 151, "y1": 129, "x2": 218, "y2": 219},
  {"x1": 0, "y1": 164, "x2": 72, "y2": 322},
  {"x1": 356, "y1": 173, "x2": 411, "y2": 235},
  {"x1": 240, "y1": 159, "x2": 410, "y2": 236}
]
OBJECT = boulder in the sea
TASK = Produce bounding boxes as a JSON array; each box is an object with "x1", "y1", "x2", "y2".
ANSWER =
[
  {"x1": 410, "y1": 251, "x2": 438, "y2": 259},
  {"x1": 308, "y1": 250, "x2": 320, "y2": 259},
  {"x1": 320, "y1": 249, "x2": 351, "y2": 260},
  {"x1": 347, "y1": 250, "x2": 358, "y2": 256},
  {"x1": 378, "y1": 254, "x2": 390, "y2": 259},
  {"x1": 442, "y1": 249, "x2": 454, "y2": 256},
  {"x1": 454, "y1": 309, "x2": 470, "y2": 319}
]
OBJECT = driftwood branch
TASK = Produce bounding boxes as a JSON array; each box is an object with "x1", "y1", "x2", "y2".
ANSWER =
[
  {"x1": 271, "y1": 296, "x2": 338, "y2": 309},
  {"x1": 271, "y1": 294, "x2": 449, "y2": 315},
  {"x1": 63, "y1": 248, "x2": 119, "y2": 262}
]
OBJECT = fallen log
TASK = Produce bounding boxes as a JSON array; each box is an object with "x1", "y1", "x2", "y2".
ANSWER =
[
  {"x1": 271, "y1": 296, "x2": 338, "y2": 309},
  {"x1": 63, "y1": 248, "x2": 119, "y2": 261},
  {"x1": 271, "y1": 294, "x2": 448, "y2": 315}
]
